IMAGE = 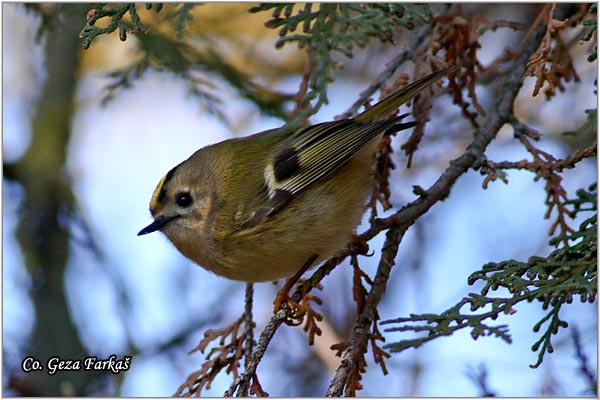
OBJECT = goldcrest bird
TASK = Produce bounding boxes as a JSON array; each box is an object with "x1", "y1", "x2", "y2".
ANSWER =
[{"x1": 138, "y1": 68, "x2": 453, "y2": 282}]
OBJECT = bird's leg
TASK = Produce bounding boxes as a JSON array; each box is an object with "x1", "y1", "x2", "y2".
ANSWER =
[
  {"x1": 273, "y1": 254, "x2": 318, "y2": 313},
  {"x1": 349, "y1": 235, "x2": 370, "y2": 256}
]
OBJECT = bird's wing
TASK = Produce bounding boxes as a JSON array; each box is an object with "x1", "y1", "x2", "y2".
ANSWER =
[{"x1": 238, "y1": 117, "x2": 414, "y2": 230}]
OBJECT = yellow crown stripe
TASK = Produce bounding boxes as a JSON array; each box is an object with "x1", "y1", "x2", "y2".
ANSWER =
[
  {"x1": 149, "y1": 164, "x2": 180, "y2": 210},
  {"x1": 150, "y1": 173, "x2": 168, "y2": 209}
]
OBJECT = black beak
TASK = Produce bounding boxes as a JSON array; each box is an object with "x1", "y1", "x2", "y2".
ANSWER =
[{"x1": 137, "y1": 215, "x2": 178, "y2": 236}]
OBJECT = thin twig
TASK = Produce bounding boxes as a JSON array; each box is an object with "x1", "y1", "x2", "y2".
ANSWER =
[
  {"x1": 289, "y1": 52, "x2": 314, "y2": 121},
  {"x1": 336, "y1": 23, "x2": 434, "y2": 120},
  {"x1": 571, "y1": 325, "x2": 598, "y2": 395},
  {"x1": 244, "y1": 283, "x2": 254, "y2": 368},
  {"x1": 486, "y1": 141, "x2": 597, "y2": 173},
  {"x1": 226, "y1": 309, "x2": 286, "y2": 396},
  {"x1": 225, "y1": 257, "x2": 344, "y2": 396},
  {"x1": 466, "y1": 363, "x2": 497, "y2": 397},
  {"x1": 326, "y1": 14, "x2": 550, "y2": 397}
]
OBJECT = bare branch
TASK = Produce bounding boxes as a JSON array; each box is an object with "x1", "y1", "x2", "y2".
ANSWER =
[
  {"x1": 335, "y1": 23, "x2": 435, "y2": 120},
  {"x1": 326, "y1": 14, "x2": 550, "y2": 397},
  {"x1": 244, "y1": 283, "x2": 255, "y2": 368}
]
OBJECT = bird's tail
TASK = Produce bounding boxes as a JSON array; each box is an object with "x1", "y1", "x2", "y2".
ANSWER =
[{"x1": 355, "y1": 66, "x2": 457, "y2": 123}]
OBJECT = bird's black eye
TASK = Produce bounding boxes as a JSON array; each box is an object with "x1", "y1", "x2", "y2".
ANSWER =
[{"x1": 175, "y1": 192, "x2": 193, "y2": 208}]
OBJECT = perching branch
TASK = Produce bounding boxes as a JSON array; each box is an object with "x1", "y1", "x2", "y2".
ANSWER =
[
  {"x1": 225, "y1": 256, "x2": 345, "y2": 396},
  {"x1": 326, "y1": 12, "x2": 550, "y2": 397},
  {"x1": 243, "y1": 283, "x2": 255, "y2": 368}
]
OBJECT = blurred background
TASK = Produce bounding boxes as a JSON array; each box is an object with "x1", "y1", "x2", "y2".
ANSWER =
[{"x1": 2, "y1": 3, "x2": 597, "y2": 396}]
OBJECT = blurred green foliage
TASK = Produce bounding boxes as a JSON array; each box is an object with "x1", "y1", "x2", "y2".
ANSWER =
[{"x1": 383, "y1": 183, "x2": 597, "y2": 369}]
